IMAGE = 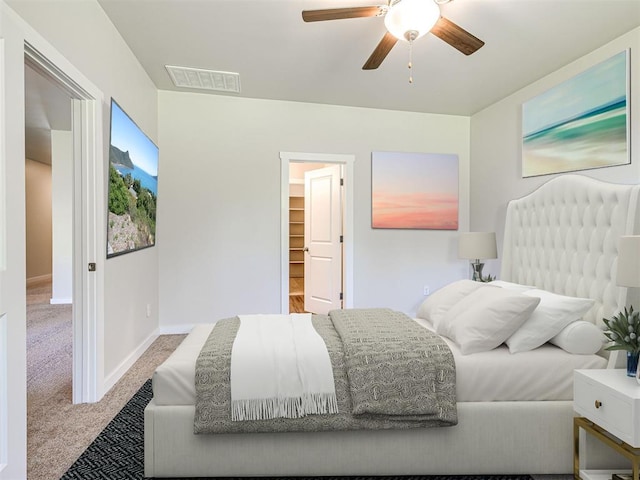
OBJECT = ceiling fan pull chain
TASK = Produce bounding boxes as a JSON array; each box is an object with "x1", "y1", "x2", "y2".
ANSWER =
[{"x1": 408, "y1": 39, "x2": 413, "y2": 84}]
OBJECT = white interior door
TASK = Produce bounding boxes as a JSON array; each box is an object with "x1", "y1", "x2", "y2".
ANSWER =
[{"x1": 304, "y1": 165, "x2": 342, "y2": 314}]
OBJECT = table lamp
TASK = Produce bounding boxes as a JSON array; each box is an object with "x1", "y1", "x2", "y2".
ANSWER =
[{"x1": 458, "y1": 232, "x2": 498, "y2": 282}]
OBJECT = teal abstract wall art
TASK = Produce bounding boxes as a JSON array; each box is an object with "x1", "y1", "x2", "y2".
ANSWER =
[{"x1": 522, "y1": 50, "x2": 629, "y2": 178}]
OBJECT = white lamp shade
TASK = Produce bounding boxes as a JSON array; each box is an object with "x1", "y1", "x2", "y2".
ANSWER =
[
  {"x1": 458, "y1": 232, "x2": 498, "y2": 260},
  {"x1": 617, "y1": 235, "x2": 640, "y2": 288},
  {"x1": 384, "y1": 0, "x2": 440, "y2": 42}
]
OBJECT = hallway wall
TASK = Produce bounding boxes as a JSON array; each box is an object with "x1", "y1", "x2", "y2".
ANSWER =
[{"x1": 25, "y1": 158, "x2": 52, "y2": 281}]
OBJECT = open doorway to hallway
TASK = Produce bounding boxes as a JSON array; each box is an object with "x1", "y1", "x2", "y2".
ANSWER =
[
  {"x1": 22, "y1": 40, "x2": 105, "y2": 408},
  {"x1": 24, "y1": 60, "x2": 75, "y2": 473}
]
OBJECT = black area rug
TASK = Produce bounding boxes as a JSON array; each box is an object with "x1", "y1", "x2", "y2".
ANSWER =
[{"x1": 61, "y1": 380, "x2": 534, "y2": 480}]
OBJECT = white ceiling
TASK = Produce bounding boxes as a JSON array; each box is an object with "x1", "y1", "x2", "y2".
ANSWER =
[
  {"x1": 23, "y1": 0, "x2": 640, "y2": 164},
  {"x1": 96, "y1": 0, "x2": 640, "y2": 115},
  {"x1": 24, "y1": 64, "x2": 71, "y2": 164}
]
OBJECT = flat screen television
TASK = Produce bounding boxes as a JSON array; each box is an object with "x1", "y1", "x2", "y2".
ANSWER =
[{"x1": 106, "y1": 99, "x2": 159, "y2": 258}]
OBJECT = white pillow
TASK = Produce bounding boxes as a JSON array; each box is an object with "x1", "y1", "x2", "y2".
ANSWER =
[
  {"x1": 549, "y1": 320, "x2": 605, "y2": 354},
  {"x1": 505, "y1": 289, "x2": 595, "y2": 354},
  {"x1": 437, "y1": 286, "x2": 540, "y2": 355},
  {"x1": 416, "y1": 279, "x2": 485, "y2": 329},
  {"x1": 488, "y1": 280, "x2": 535, "y2": 293}
]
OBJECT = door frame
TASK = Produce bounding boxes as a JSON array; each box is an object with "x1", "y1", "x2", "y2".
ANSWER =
[
  {"x1": 279, "y1": 152, "x2": 355, "y2": 314},
  {"x1": 0, "y1": 36, "x2": 7, "y2": 473},
  {"x1": 24, "y1": 41, "x2": 104, "y2": 403}
]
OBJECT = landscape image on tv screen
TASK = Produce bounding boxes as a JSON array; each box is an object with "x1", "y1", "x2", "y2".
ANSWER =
[{"x1": 107, "y1": 99, "x2": 159, "y2": 258}]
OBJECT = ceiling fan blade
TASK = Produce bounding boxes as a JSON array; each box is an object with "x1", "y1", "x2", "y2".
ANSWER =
[
  {"x1": 430, "y1": 17, "x2": 484, "y2": 56},
  {"x1": 362, "y1": 32, "x2": 398, "y2": 70},
  {"x1": 302, "y1": 6, "x2": 384, "y2": 22}
]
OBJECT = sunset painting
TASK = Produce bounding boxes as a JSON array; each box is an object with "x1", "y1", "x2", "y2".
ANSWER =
[{"x1": 372, "y1": 151, "x2": 458, "y2": 230}]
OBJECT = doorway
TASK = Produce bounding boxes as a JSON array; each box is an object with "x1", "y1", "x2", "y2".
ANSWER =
[
  {"x1": 287, "y1": 162, "x2": 334, "y2": 313},
  {"x1": 280, "y1": 152, "x2": 355, "y2": 314},
  {"x1": 24, "y1": 42, "x2": 105, "y2": 404},
  {"x1": 24, "y1": 60, "x2": 74, "y2": 403}
]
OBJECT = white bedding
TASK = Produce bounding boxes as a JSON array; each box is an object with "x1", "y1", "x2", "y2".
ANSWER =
[{"x1": 152, "y1": 319, "x2": 607, "y2": 406}]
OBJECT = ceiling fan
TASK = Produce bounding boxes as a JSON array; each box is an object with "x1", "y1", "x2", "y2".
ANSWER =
[{"x1": 302, "y1": 0, "x2": 484, "y2": 70}]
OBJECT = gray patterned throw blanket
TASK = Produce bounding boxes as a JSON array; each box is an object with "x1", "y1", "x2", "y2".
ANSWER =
[{"x1": 194, "y1": 308, "x2": 456, "y2": 434}]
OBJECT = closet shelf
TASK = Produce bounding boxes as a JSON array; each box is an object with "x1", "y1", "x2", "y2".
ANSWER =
[{"x1": 289, "y1": 195, "x2": 305, "y2": 279}]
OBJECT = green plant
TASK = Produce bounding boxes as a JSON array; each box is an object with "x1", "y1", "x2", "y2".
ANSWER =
[
  {"x1": 108, "y1": 164, "x2": 130, "y2": 215},
  {"x1": 603, "y1": 306, "x2": 640, "y2": 354}
]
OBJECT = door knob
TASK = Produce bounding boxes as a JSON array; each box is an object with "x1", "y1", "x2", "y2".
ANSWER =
[{"x1": 303, "y1": 247, "x2": 309, "y2": 252}]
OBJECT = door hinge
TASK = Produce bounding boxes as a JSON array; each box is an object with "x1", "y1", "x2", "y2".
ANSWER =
[
  {"x1": 340, "y1": 235, "x2": 343, "y2": 243},
  {"x1": 340, "y1": 292, "x2": 343, "y2": 300},
  {"x1": 88, "y1": 262, "x2": 96, "y2": 272},
  {"x1": 340, "y1": 178, "x2": 344, "y2": 186}
]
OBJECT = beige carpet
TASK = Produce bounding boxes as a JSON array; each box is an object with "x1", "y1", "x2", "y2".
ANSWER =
[{"x1": 26, "y1": 279, "x2": 185, "y2": 480}]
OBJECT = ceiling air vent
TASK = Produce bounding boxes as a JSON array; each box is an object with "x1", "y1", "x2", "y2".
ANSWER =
[{"x1": 165, "y1": 65, "x2": 241, "y2": 93}]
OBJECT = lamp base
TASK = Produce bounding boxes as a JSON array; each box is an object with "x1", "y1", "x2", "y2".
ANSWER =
[{"x1": 471, "y1": 261, "x2": 485, "y2": 282}]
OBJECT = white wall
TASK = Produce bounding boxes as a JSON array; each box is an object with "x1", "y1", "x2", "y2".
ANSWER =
[
  {"x1": 6, "y1": 0, "x2": 160, "y2": 379},
  {"x1": 51, "y1": 130, "x2": 73, "y2": 304},
  {"x1": 158, "y1": 91, "x2": 471, "y2": 330},
  {"x1": 24, "y1": 158, "x2": 52, "y2": 280},
  {"x1": 470, "y1": 27, "x2": 640, "y2": 273}
]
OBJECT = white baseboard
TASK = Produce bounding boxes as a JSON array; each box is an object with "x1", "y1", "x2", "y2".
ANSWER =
[
  {"x1": 104, "y1": 324, "x2": 209, "y2": 393},
  {"x1": 26, "y1": 274, "x2": 52, "y2": 287},
  {"x1": 159, "y1": 324, "x2": 194, "y2": 335},
  {"x1": 103, "y1": 329, "x2": 159, "y2": 394},
  {"x1": 49, "y1": 297, "x2": 72, "y2": 305},
  {"x1": 159, "y1": 319, "x2": 225, "y2": 335}
]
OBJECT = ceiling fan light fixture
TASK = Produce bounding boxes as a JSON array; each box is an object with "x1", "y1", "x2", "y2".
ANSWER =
[{"x1": 384, "y1": 0, "x2": 440, "y2": 42}]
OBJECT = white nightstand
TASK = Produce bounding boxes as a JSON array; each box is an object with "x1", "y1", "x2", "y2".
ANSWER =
[{"x1": 573, "y1": 369, "x2": 640, "y2": 480}]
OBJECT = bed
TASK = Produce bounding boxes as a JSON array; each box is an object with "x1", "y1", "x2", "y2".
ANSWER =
[{"x1": 145, "y1": 174, "x2": 639, "y2": 478}]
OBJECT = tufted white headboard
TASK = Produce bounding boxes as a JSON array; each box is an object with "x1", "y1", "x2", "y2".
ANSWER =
[{"x1": 500, "y1": 175, "x2": 640, "y2": 329}]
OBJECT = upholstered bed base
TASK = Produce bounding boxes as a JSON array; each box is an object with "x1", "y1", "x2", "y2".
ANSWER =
[{"x1": 145, "y1": 399, "x2": 574, "y2": 477}]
